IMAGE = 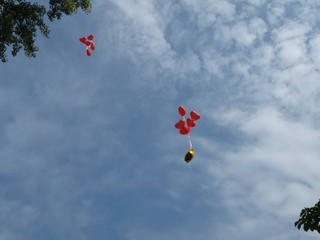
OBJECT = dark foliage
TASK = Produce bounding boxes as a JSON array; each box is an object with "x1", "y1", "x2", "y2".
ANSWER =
[
  {"x1": 295, "y1": 199, "x2": 320, "y2": 233},
  {"x1": 0, "y1": 0, "x2": 91, "y2": 62}
]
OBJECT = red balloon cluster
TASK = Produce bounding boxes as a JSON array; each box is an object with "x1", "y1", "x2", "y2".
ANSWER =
[
  {"x1": 175, "y1": 106, "x2": 201, "y2": 135},
  {"x1": 79, "y1": 34, "x2": 95, "y2": 56}
]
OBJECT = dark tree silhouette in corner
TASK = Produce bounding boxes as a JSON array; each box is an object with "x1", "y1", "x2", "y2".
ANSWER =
[
  {"x1": 0, "y1": 0, "x2": 91, "y2": 62},
  {"x1": 295, "y1": 199, "x2": 320, "y2": 233}
]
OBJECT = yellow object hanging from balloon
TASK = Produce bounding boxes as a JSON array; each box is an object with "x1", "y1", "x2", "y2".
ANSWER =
[{"x1": 184, "y1": 149, "x2": 195, "y2": 163}]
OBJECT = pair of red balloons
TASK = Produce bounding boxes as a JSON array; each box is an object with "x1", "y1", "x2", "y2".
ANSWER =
[
  {"x1": 175, "y1": 106, "x2": 201, "y2": 135},
  {"x1": 79, "y1": 34, "x2": 95, "y2": 56}
]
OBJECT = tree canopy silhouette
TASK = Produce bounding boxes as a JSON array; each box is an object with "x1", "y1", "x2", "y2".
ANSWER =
[
  {"x1": 0, "y1": 0, "x2": 91, "y2": 62},
  {"x1": 295, "y1": 199, "x2": 320, "y2": 233}
]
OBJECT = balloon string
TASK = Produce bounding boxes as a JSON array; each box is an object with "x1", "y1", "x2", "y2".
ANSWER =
[
  {"x1": 183, "y1": 116, "x2": 193, "y2": 150},
  {"x1": 188, "y1": 133, "x2": 193, "y2": 150}
]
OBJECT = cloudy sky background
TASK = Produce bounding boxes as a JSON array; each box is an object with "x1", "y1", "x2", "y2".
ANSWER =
[{"x1": 1, "y1": 0, "x2": 320, "y2": 239}]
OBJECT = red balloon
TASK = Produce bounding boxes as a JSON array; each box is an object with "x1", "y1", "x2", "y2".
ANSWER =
[
  {"x1": 86, "y1": 49, "x2": 91, "y2": 56},
  {"x1": 187, "y1": 118, "x2": 196, "y2": 127},
  {"x1": 179, "y1": 127, "x2": 190, "y2": 135},
  {"x1": 190, "y1": 111, "x2": 200, "y2": 120},
  {"x1": 85, "y1": 41, "x2": 92, "y2": 46},
  {"x1": 79, "y1": 37, "x2": 87, "y2": 44},
  {"x1": 90, "y1": 42, "x2": 96, "y2": 51},
  {"x1": 175, "y1": 119, "x2": 185, "y2": 129},
  {"x1": 178, "y1": 106, "x2": 187, "y2": 116},
  {"x1": 87, "y1": 34, "x2": 94, "y2": 41}
]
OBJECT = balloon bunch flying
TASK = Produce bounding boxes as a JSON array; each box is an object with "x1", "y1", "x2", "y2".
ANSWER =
[
  {"x1": 79, "y1": 34, "x2": 95, "y2": 56},
  {"x1": 174, "y1": 106, "x2": 201, "y2": 163}
]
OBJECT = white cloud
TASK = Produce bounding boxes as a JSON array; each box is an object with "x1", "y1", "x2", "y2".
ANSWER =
[
  {"x1": 213, "y1": 17, "x2": 267, "y2": 48},
  {"x1": 102, "y1": 0, "x2": 176, "y2": 70},
  {"x1": 181, "y1": 0, "x2": 235, "y2": 28},
  {"x1": 272, "y1": 22, "x2": 310, "y2": 67},
  {"x1": 249, "y1": 0, "x2": 267, "y2": 6},
  {"x1": 267, "y1": 2, "x2": 286, "y2": 25},
  {"x1": 201, "y1": 107, "x2": 320, "y2": 238},
  {"x1": 223, "y1": 21, "x2": 257, "y2": 47},
  {"x1": 309, "y1": 33, "x2": 320, "y2": 67}
]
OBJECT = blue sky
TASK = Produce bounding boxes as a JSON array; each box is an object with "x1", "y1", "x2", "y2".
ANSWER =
[{"x1": 1, "y1": 0, "x2": 320, "y2": 239}]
